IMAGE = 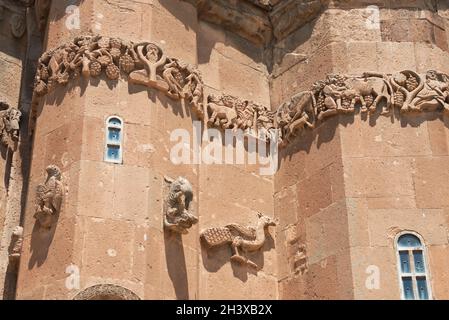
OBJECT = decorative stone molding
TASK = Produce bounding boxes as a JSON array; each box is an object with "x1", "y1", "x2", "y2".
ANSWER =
[
  {"x1": 32, "y1": 37, "x2": 449, "y2": 149},
  {"x1": 73, "y1": 284, "x2": 140, "y2": 300},
  {"x1": 8, "y1": 226, "x2": 23, "y2": 263},
  {"x1": 34, "y1": 35, "x2": 204, "y2": 117},
  {"x1": 163, "y1": 176, "x2": 198, "y2": 234},
  {"x1": 16, "y1": 0, "x2": 51, "y2": 32},
  {"x1": 200, "y1": 212, "x2": 276, "y2": 269},
  {"x1": 9, "y1": 13, "x2": 26, "y2": 38},
  {"x1": 182, "y1": 0, "x2": 324, "y2": 44},
  {"x1": 275, "y1": 70, "x2": 449, "y2": 146},
  {"x1": 34, "y1": 165, "x2": 63, "y2": 230},
  {"x1": 269, "y1": 0, "x2": 323, "y2": 41},
  {"x1": 194, "y1": 0, "x2": 272, "y2": 45},
  {"x1": 0, "y1": 0, "x2": 27, "y2": 38},
  {"x1": 206, "y1": 94, "x2": 275, "y2": 134},
  {"x1": 0, "y1": 101, "x2": 21, "y2": 150}
]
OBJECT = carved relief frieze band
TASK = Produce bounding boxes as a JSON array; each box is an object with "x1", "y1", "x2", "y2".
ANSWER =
[
  {"x1": 32, "y1": 36, "x2": 449, "y2": 149},
  {"x1": 275, "y1": 70, "x2": 449, "y2": 146},
  {"x1": 33, "y1": 35, "x2": 204, "y2": 117}
]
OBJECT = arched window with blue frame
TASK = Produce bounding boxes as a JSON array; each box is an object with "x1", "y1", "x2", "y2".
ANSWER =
[
  {"x1": 396, "y1": 232, "x2": 432, "y2": 300},
  {"x1": 104, "y1": 116, "x2": 123, "y2": 164}
]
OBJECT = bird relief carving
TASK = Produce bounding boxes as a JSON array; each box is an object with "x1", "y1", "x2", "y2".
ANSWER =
[{"x1": 200, "y1": 212, "x2": 277, "y2": 269}]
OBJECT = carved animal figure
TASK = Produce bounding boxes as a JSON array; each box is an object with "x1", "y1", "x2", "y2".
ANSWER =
[
  {"x1": 276, "y1": 91, "x2": 315, "y2": 145},
  {"x1": 200, "y1": 212, "x2": 277, "y2": 269},
  {"x1": 8, "y1": 226, "x2": 23, "y2": 263},
  {"x1": 0, "y1": 103, "x2": 21, "y2": 148},
  {"x1": 312, "y1": 75, "x2": 347, "y2": 121},
  {"x1": 164, "y1": 176, "x2": 198, "y2": 234},
  {"x1": 34, "y1": 165, "x2": 63, "y2": 229},
  {"x1": 346, "y1": 75, "x2": 393, "y2": 114},
  {"x1": 207, "y1": 95, "x2": 239, "y2": 129}
]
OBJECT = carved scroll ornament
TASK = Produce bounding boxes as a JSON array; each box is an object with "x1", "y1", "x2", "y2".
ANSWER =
[
  {"x1": 34, "y1": 165, "x2": 63, "y2": 229},
  {"x1": 200, "y1": 212, "x2": 276, "y2": 269}
]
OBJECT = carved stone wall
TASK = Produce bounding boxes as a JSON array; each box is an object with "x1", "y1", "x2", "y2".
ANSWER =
[
  {"x1": 274, "y1": 2, "x2": 449, "y2": 300},
  {"x1": 9, "y1": 0, "x2": 449, "y2": 301}
]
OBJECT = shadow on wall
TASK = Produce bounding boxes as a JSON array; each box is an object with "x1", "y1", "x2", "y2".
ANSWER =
[
  {"x1": 1, "y1": 145, "x2": 14, "y2": 191},
  {"x1": 200, "y1": 232, "x2": 275, "y2": 283},
  {"x1": 164, "y1": 231, "x2": 189, "y2": 299},
  {"x1": 158, "y1": 0, "x2": 266, "y2": 67},
  {"x1": 37, "y1": 74, "x2": 194, "y2": 122},
  {"x1": 278, "y1": 102, "x2": 449, "y2": 170},
  {"x1": 27, "y1": 215, "x2": 59, "y2": 269}
]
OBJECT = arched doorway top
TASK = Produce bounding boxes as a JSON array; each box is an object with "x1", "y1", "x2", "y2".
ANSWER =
[{"x1": 73, "y1": 284, "x2": 140, "y2": 300}]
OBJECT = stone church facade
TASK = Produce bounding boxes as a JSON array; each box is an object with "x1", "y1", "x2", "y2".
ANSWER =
[{"x1": 0, "y1": 0, "x2": 449, "y2": 300}]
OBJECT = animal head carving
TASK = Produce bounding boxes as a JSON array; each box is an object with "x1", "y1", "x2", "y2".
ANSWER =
[
  {"x1": 46, "y1": 164, "x2": 61, "y2": 179},
  {"x1": 257, "y1": 212, "x2": 277, "y2": 227},
  {"x1": 0, "y1": 103, "x2": 21, "y2": 147},
  {"x1": 5, "y1": 108, "x2": 22, "y2": 138},
  {"x1": 167, "y1": 176, "x2": 193, "y2": 205},
  {"x1": 164, "y1": 176, "x2": 197, "y2": 234},
  {"x1": 12, "y1": 226, "x2": 23, "y2": 237}
]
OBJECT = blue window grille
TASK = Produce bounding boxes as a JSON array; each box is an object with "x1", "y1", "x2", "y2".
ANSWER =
[
  {"x1": 104, "y1": 116, "x2": 123, "y2": 164},
  {"x1": 396, "y1": 233, "x2": 431, "y2": 300}
]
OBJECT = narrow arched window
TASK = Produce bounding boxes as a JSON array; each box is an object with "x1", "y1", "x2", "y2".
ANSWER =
[
  {"x1": 396, "y1": 233, "x2": 432, "y2": 300},
  {"x1": 104, "y1": 116, "x2": 123, "y2": 164}
]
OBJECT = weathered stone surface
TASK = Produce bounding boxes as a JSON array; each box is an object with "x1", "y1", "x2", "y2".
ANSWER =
[{"x1": 5, "y1": 0, "x2": 449, "y2": 301}]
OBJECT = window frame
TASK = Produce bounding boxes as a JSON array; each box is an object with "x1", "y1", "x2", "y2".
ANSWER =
[
  {"x1": 104, "y1": 115, "x2": 124, "y2": 164},
  {"x1": 394, "y1": 231, "x2": 433, "y2": 300}
]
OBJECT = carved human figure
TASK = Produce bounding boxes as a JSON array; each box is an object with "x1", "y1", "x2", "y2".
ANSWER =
[
  {"x1": 8, "y1": 226, "x2": 23, "y2": 263},
  {"x1": 34, "y1": 165, "x2": 64, "y2": 230},
  {"x1": 164, "y1": 176, "x2": 198, "y2": 234},
  {"x1": 184, "y1": 67, "x2": 204, "y2": 115},
  {"x1": 129, "y1": 42, "x2": 168, "y2": 92},
  {"x1": 200, "y1": 212, "x2": 277, "y2": 269},
  {"x1": 162, "y1": 59, "x2": 184, "y2": 99}
]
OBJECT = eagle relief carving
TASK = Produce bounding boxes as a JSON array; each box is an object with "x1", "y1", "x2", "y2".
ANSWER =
[{"x1": 34, "y1": 165, "x2": 64, "y2": 230}]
